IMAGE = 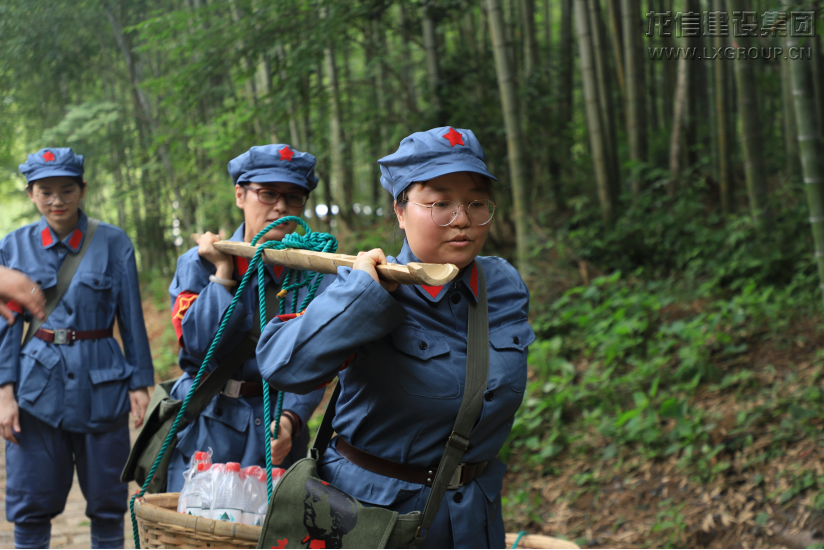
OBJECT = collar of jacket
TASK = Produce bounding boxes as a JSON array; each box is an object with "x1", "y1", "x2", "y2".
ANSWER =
[
  {"x1": 38, "y1": 209, "x2": 88, "y2": 253},
  {"x1": 395, "y1": 239, "x2": 479, "y2": 303},
  {"x1": 229, "y1": 222, "x2": 286, "y2": 283}
]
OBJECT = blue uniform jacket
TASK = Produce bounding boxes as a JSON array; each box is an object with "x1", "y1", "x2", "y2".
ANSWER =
[
  {"x1": 167, "y1": 223, "x2": 325, "y2": 488},
  {"x1": 256, "y1": 240, "x2": 536, "y2": 549},
  {"x1": 0, "y1": 211, "x2": 155, "y2": 433}
]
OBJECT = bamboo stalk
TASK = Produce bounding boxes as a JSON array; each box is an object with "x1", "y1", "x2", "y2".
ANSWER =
[
  {"x1": 782, "y1": 0, "x2": 824, "y2": 310},
  {"x1": 574, "y1": 0, "x2": 614, "y2": 223},
  {"x1": 213, "y1": 241, "x2": 459, "y2": 287}
]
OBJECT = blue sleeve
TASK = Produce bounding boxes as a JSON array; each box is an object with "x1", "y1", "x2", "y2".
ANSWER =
[
  {"x1": 282, "y1": 387, "x2": 325, "y2": 428},
  {"x1": 0, "y1": 249, "x2": 22, "y2": 387},
  {"x1": 256, "y1": 267, "x2": 408, "y2": 394},
  {"x1": 116, "y1": 240, "x2": 156, "y2": 390},
  {"x1": 170, "y1": 250, "x2": 249, "y2": 363}
]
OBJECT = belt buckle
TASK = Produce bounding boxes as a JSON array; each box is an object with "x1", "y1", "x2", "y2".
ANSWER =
[
  {"x1": 448, "y1": 463, "x2": 465, "y2": 490},
  {"x1": 53, "y1": 329, "x2": 70, "y2": 345},
  {"x1": 224, "y1": 379, "x2": 242, "y2": 399}
]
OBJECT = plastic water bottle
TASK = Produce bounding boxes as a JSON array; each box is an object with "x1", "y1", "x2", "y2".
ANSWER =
[
  {"x1": 241, "y1": 468, "x2": 265, "y2": 526},
  {"x1": 200, "y1": 463, "x2": 223, "y2": 518},
  {"x1": 178, "y1": 463, "x2": 210, "y2": 516},
  {"x1": 183, "y1": 449, "x2": 213, "y2": 484},
  {"x1": 211, "y1": 462, "x2": 243, "y2": 523}
]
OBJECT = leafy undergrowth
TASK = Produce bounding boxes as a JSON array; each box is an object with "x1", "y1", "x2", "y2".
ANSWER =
[{"x1": 503, "y1": 269, "x2": 824, "y2": 548}]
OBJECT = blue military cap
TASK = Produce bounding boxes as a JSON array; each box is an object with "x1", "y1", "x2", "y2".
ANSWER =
[
  {"x1": 227, "y1": 144, "x2": 318, "y2": 192},
  {"x1": 18, "y1": 148, "x2": 85, "y2": 184},
  {"x1": 378, "y1": 126, "x2": 497, "y2": 199}
]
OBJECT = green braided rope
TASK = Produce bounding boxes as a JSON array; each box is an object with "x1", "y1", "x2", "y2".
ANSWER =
[
  {"x1": 511, "y1": 530, "x2": 528, "y2": 548},
  {"x1": 130, "y1": 216, "x2": 336, "y2": 548}
]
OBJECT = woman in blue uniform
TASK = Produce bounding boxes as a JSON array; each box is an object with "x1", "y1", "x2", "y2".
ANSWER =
[
  {"x1": 256, "y1": 127, "x2": 535, "y2": 548},
  {"x1": 0, "y1": 148, "x2": 155, "y2": 549},
  {"x1": 165, "y1": 144, "x2": 326, "y2": 492}
]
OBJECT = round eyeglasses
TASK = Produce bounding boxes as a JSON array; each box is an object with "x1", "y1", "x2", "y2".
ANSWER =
[
  {"x1": 34, "y1": 188, "x2": 80, "y2": 206},
  {"x1": 246, "y1": 186, "x2": 309, "y2": 208},
  {"x1": 406, "y1": 199, "x2": 497, "y2": 226}
]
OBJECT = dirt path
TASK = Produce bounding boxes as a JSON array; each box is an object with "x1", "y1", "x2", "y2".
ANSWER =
[{"x1": 0, "y1": 419, "x2": 141, "y2": 549}]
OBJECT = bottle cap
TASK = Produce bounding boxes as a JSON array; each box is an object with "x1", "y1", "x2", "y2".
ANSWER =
[
  {"x1": 225, "y1": 462, "x2": 241, "y2": 472},
  {"x1": 197, "y1": 463, "x2": 209, "y2": 472},
  {"x1": 195, "y1": 451, "x2": 208, "y2": 461}
]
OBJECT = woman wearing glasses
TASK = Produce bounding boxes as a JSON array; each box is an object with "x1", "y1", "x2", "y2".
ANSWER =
[
  {"x1": 0, "y1": 148, "x2": 154, "y2": 548},
  {"x1": 256, "y1": 127, "x2": 535, "y2": 548},
  {"x1": 165, "y1": 144, "x2": 326, "y2": 493}
]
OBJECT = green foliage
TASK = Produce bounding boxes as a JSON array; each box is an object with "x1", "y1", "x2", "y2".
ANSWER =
[{"x1": 510, "y1": 187, "x2": 824, "y2": 483}]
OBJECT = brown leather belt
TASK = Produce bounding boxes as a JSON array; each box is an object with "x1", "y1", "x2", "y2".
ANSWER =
[
  {"x1": 34, "y1": 327, "x2": 113, "y2": 345},
  {"x1": 221, "y1": 379, "x2": 264, "y2": 398},
  {"x1": 336, "y1": 437, "x2": 488, "y2": 489}
]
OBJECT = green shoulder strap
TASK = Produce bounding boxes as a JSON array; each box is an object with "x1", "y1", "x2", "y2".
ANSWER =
[
  {"x1": 417, "y1": 262, "x2": 488, "y2": 539},
  {"x1": 22, "y1": 218, "x2": 100, "y2": 349},
  {"x1": 310, "y1": 263, "x2": 489, "y2": 543}
]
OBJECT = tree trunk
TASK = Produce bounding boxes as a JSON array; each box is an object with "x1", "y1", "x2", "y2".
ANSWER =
[
  {"x1": 421, "y1": 4, "x2": 442, "y2": 116},
  {"x1": 228, "y1": 0, "x2": 264, "y2": 139},
  {"x1": 558, "y1": 0, "x2": 574, "y2": 135},
  {"x1": 669, "y1": 50, "x2": 689, "y2": 192},
  {"x1": 781, "y1": 50, "x2": 800, "y2": 178},
  {"x1": 574, "y1": 0, "x2": 614, "y2": 223},
  {"x1": 811, "y1": 34, "x2": 824, "y2": 143},
  {"x1": 606, "y1": 0, "x2": 625, "y2": 94},
  {"x1": 621, "y1": 0, "x2": 647, "y2": 195},
  {"x1": 730, "y1": 0, "x2": 771, "y2": 230},
  {"x1": 588, "y1": 0, "x2": 620, "y2": 199},
  {"x1": 487, "y1": 0, "x2": 532, "y2": 273},
  {"x1": 544, "y1": 0, "x2": 551, "y2": 52},
  {"x1": 321, "y1": 8, "x2": 352, "y2": 231},
  {"x1": 520, "y1": 0, "x2": 539, "y2": 77},
  {"x1": 713, "y1": 0, "x2": 733, "y2": 214},
  {"x1": 783, "y1": 0, "x2": 824, "y2": 309},
  {"x1": 398, "y1": 1, "x2": 419, "y2": 113}
]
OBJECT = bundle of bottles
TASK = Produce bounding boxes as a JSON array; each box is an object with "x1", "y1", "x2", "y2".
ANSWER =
[{"x1": 176, "y1": 450, "x2": 284, "y2": 526}]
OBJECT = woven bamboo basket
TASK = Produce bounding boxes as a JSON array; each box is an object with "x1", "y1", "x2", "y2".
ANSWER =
[
  {"x1": 133, "y1": 493, "x2": 260, "y2": 549},
  {"x1": 134, "y1": 492, "x2": 579, "y2": 549}
]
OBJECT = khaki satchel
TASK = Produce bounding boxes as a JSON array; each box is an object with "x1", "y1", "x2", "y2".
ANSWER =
[
  {"x1": 121, "y1": 283, "x2": 279, "y2": 493},
  {"x1": 257, "y1": 264, "x2": 489, "y2": 549}
]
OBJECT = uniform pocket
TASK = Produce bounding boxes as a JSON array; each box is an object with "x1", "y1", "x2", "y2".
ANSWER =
[
  {"x1": 489, "y1": 319, "x2": 536, "y2": 393},
  {"x1": 17, "y1": 342, "x2": 61, "y2": 404},
  {"x1": 390, "y1": 324, "x2": 459, "y2": 399},
  {"x1": 77, "y1": 271, "x2": 114, "y2": 311},
  {"x1": 89, "y1": 365, "x2": 133, "y2": 423}
]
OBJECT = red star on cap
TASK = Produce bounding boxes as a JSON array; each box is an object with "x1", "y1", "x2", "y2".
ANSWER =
[
  {"x1": 42, "y1": 151, "x2": 55, "y2": 162},
  {"x1": 442, "y1": 127, "x2": 464, "y2": 147},
  {"x1": 279, "y1": 146, "x2": 294, "y2": 162}
]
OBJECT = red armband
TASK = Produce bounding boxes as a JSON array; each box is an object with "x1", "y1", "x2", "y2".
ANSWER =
[
  {"x1": 5, "y1": 300, "x2": 23, "y2": 315},
  {"x1": 171, "y1": 291, "x2": 199, "y2": 347}
]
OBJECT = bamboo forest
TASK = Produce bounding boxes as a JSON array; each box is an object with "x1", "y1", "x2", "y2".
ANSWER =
[{"x1": 3, "y1": 0, "x2": 824, "y2": 548}]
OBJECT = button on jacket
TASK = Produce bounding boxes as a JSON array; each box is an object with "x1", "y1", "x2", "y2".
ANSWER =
[
  {"x1": 257, "y1": 240, "x2": 535, "y2": 548},
  {"x1": 0, "y1": 211, "x2": 155, "y2": 433},
  {"x1": 166, "y1": 223, "x2": 326, "y2": 491}
]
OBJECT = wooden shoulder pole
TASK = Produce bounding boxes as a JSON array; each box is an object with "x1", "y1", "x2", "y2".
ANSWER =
[{"x1": 213, "y1": 241, "x2": 460, "y2": 287}]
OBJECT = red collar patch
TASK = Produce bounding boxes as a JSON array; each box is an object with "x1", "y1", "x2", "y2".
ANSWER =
[
  {"x1": 234, "y1": 255, "x2": 284, "y2": 280},
  {"x1": 469, "y1": 262, "x2": 478, "y2": 298},
  {"x1": 41, "y1": 227, "x2": 54, "y2": 247},
  {"x1": 421, "y1": 285, "x2": 442, "y2": 299},
  {"x1": 68, "y1": 228, "x2": 83, "y2": 250}
]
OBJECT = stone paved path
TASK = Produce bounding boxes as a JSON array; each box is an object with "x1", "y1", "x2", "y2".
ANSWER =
[{"x1": 0, "y1": 418, "x2": 141, "y2": 549}]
